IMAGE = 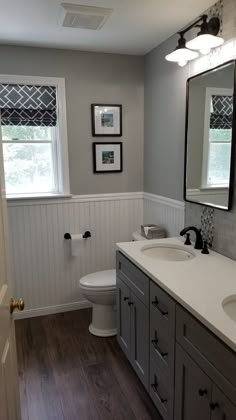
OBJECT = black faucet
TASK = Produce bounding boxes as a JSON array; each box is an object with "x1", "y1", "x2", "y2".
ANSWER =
[{"x1": 180, "y1": 226, "x2": 203, "y2": 250}]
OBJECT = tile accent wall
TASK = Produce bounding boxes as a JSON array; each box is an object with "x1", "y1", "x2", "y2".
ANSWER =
[{"x1": 185, "y1": 198, "x2": 236, "y2": 260}]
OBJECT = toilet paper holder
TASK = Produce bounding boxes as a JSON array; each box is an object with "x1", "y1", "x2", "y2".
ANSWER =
[{"x1": 64, "y1": 231, "x2": 91, "y2": 240}]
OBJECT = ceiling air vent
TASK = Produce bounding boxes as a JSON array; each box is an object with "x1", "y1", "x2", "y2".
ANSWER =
[{"x1": 60, "y1": 3, "x2": 113, "y2": 30}]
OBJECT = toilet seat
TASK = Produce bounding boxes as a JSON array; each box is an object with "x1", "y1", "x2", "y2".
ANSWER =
[{"x1": 80, "y1": 269, "x2": 116, "y2": 292}]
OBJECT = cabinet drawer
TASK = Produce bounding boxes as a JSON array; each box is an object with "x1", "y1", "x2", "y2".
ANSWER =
[
  {"x1": 176, "y1": 305, "x2": 236, "y2": 392},
  {"x1": 150, "y1": 319, "x2": 175, "y2": 380},
  {"x1": 150, "y1": 281, "x2": 175, "y2": 338},
  {"x1": 116, "y1": 252, "x2": 149, "y2": 306},
  {"x1": 150, "y1": 357, "x2": 173, "y2": 420}
]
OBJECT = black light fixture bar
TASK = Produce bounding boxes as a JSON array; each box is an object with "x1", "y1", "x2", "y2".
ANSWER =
[{"x1": 178, "y1": 15, "x2": 208, "y2": 37}]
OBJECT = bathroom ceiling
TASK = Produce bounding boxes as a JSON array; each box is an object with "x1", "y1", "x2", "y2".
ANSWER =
[{"x1": 0, "y1": 0, "x2": 217, "y2": 55}]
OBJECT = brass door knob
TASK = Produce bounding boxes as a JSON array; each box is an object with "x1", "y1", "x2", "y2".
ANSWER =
[{"x1": 9, "y1": 298, "x2": 25, "y2": 314}]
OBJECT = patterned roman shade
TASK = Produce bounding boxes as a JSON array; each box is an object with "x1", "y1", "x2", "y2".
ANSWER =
[
  {"x1": 210, "y1": 94, "x2": 233, "y2": 130},
  {"x1": 0, "y1": 84, "x2": 57, "y2": 126}
]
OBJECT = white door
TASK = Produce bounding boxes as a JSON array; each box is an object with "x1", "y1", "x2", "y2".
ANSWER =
[{"x1": 0, "y1": 133, "x2": 24, "y2": 419}]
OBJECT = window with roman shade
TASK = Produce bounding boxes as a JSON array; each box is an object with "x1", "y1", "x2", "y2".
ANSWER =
[
  {"x1": 210, "y1": 94, "x2": 233, "y2": 129},
  {"x1": 0, "y1": 77, "x2": 69, "y2": 197},
  {"x1": 202, "y1": 88, "x2": 233, "y2": 188},
  {"x1": 0, "y1": 84, "x2": 57, "y2": 127}
]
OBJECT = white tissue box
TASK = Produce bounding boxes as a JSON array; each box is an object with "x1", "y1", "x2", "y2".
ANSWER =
[{"x1": 141, "y1": 224, "x2": 166, "y2": 239}]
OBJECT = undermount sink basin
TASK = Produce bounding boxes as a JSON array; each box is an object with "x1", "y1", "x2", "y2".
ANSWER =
[
  {"x1": 141, "y1": 244, "x2": 195, "y2": 262},
  {"x1": 222, "y1": 295, "x2": 236, "y2": 322}
]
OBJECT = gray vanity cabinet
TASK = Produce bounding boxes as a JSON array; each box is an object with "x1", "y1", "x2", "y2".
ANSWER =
[
  {"x1": 175, "y1": 306, "x2": 236, "y2": 420},
  {"x1": 130, "y1": 291, "x2": 149, "y2": 388},
  {"x1": 149, "y1": 281, "x2": 176, "y2": 420},
  {"x1": 116, "y1": 253, "x2": 149, "y2": 390},
  {"x1": 174, "y1": 344, "x2": 236, "y2": 420},
  {"x1": 117, "y1": 276, "x2": 131, "y2": 358},
  {"x1": 211, "y1": 385, "x2": 236, "y2": 420},
  {"x1": 116, "y1": 251, "x2": 236, "y2": 420},
  {"x1": 174, "y1": 343, "x2": 212, "y2": 420}
]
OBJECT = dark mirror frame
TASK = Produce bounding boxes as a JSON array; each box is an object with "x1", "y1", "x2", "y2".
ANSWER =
[{"x1": 184, "y1": 59, "x2": 236, "y2": 211}]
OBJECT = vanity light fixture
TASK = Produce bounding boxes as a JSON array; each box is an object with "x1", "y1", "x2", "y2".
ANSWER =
[
  {"x1": 186, "y1": 15, "x2": 224, "y2": 54},
  {"x1": 165, "y1": 14, "x2": 224, "y2": 67},
  {"x1": 165, "y1": 33, "x2": 199, "y2": 67}
]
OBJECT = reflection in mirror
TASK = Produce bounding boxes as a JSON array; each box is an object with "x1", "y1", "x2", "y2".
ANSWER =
[{"x1": 185, "y1": 61, "x2": 235, "y2": 210}]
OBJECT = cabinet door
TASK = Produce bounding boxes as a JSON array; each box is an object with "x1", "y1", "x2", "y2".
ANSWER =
[
  {"x1": 130, "y1": 291, "x2": 149, "y2": 390},
  {"x1": 210, "y1": 385, "x2": 236, "y2": 420},
  {"x1": 117, "y1": 277, "x2": 131, "y2": 359},
  {"x1": 175, "y1": 344, "x2": 212, "y2": 420}
]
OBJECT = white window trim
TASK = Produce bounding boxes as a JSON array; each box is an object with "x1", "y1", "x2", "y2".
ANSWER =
[
  {"x1": 0, "y1": 74, "x2": 70, "y2": 199},
  {"x1": 201, "y1": 87, "x2": 233, "y2": 189}
]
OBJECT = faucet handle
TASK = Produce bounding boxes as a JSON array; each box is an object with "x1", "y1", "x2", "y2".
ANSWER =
[
  {"x1": 201, "y1": 241, "x2": 209, "y2": 254},
  {"x1": 184, "y1": 233, "x2": 191, "y2": 246}
]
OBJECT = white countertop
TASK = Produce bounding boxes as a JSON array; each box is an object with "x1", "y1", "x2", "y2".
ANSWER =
[{"x1": 116, "y1": 237, "x2": 236, "y2": 353}]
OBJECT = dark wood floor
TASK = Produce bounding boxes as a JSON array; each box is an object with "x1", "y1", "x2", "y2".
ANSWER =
[{"x1": 15, "y1": 309, "x2": 160, "y2": 420}]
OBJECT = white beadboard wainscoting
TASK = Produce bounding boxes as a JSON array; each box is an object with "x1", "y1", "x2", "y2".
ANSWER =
[
  {"x1": 8, "y1": 192, "x2": 143, "y2": 318},
  {"x1": 143, "y1": 193, "x2": 185, "y2": 237},
  {"x1": 8, "y1": 192, "x2": 185, "y2": 318}
]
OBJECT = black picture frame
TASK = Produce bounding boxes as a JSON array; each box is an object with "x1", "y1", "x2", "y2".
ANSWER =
[
  {"x1": 93, "y1": 142, "x2": 123, "y2": 173},
  {"x1": 91, "y1": 104, "x2": 122, "y2": 137},
  {"x1": 184, "y1": 59, "x2": 236, "y2": 212}
]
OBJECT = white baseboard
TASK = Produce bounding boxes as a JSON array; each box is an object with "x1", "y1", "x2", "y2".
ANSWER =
[{"x1": 14, "y1": 300, "x2": 92, "y2": 320}]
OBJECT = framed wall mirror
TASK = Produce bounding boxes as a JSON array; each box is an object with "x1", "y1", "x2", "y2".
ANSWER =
[{"x1": 184, "y1": 60, "x2": 236, "y2": 210}]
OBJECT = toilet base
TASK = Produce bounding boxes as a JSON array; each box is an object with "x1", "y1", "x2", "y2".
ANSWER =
[
  {"x1": 89, "y1": 303, "x2": 117, "y2": 337},
  {"x1": 89, "y1": 324, "x2": 117, "y2": 337}
]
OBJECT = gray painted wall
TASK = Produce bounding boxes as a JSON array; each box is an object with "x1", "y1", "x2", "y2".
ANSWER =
[
  {"x1": 0, "y1": 45, "x2": 144, "y2": 195},
  {"x1": 144, "y1": 35, "x2": 236, "y2": 260},
  {"x1": 144, "y1": 36, "x2": 188, "y2": 201}
]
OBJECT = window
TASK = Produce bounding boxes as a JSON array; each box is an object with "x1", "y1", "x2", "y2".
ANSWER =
[
  {"x1": 202, "y1": 88, "x2": 233, "y2": 188},
  {"x1": 0, "y1": 77, "x2": 70, "y2": 198}
]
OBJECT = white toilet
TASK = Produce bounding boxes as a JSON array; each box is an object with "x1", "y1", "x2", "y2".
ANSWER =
[
  {"x1": 80, "y1": 269, "x2": 117, "y2": 337},
  {"x1": 79, "y1": 232, "x2": 148, "y2": 337}
]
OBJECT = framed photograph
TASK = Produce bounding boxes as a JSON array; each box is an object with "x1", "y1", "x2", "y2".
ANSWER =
[
  {"x1": 93, "y1": 142, "x2": 123, "y2": 173},
  {"x1": 91, "y1": 104, "x2": 122, "y2": 136}
]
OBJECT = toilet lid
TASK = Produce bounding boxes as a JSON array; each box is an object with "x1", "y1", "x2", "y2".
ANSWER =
[{"x1": 80, "y1": 269, "x2": 116, "y2": 289}]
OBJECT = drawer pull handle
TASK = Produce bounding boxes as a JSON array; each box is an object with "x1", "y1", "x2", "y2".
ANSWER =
[
  {"x1": 151, "y1": 299, "x2": 168, "y2": 317},
  {"x1": 198, "y1": 389, "x2": 208, "y2": 397},
  {"x1": 151, "y1": 339, "x2": 168, "y2": 358},
  {"x1": 123, "y1": 296, "x2": 129, "y2": 301},
  {"x1": 151, "y1": 383, "x2": 167, "y2": 404},
  {"x1": 128, "y1": 301, "x2": 134, "y2": 306},
  {"x1": 210, "y1": 403, "x2": 219, "y2": 411}
]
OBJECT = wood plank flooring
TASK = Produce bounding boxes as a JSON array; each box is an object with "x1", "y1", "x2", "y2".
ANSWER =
[{"x1": 15, "y1": 309, "x2": 160, "y2": 420}]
